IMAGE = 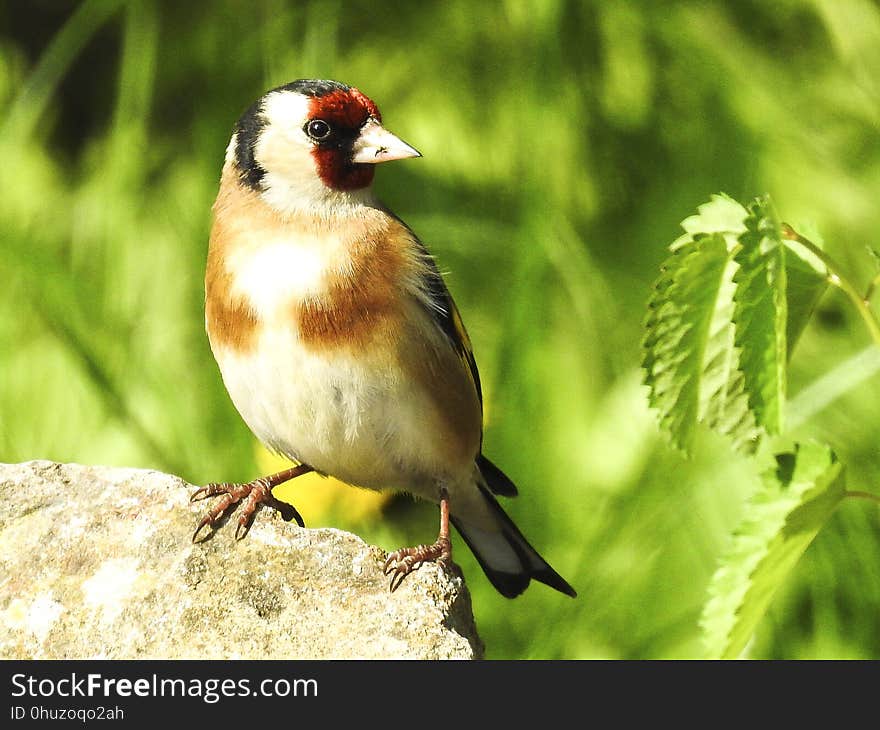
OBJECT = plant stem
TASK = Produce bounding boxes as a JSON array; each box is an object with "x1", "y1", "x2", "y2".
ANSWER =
[
  {"x1": 788, "y1": 346, "x2": 880, "y2": 429},
  {"x1": 781, "y1": 224, "x2": 880, "y2": 348},
  {"x1": 845, "y1": 490, "x2": 880, "y2": 506}
]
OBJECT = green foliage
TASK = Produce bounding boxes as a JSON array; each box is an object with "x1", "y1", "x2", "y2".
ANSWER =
[
  {"x1": 784, "y1": 246, "x2": 829, "y2": 359},
  {"x1": 3, "y1": 1, "x2": 880, "y2": 660},
  {"x1": 644, "y1": 194, "x2": 791, "y2": 453},
  {"x1": 645, "y1": 188, "x2": 880, "y2": 656},
  {"x1": 731, "y1": 197, "x2": 788, "y2": 435},
  {"x1": 642, "y1": 221, "x2": 759, "y2": 453},
  {"x1": 644, "y1": 194, "x2": 834, "y2": 454},
  {"x1": 701, "y1": 443, "x2": 845, "y2": 658}
]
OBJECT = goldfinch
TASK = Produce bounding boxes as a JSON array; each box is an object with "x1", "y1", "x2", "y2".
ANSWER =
[{"x1": 193, "y1": 79, "x2": 576, "y2": 599}]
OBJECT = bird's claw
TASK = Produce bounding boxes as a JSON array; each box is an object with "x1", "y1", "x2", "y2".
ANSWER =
[
  {"x1": 191, "y1": 514, "x2": 215, "y2": 543},
  {"x1": 190, "y1": 478, "x2": 304, "y2": 543},
  {"x1": 383, "y1": 537, "x2": 452, "y2": 592},
  {"x1": 190, "y1": 482, "x2": 230, "y2": 502}
]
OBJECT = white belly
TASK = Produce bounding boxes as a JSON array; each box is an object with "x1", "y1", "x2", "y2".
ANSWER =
[{"x1": 212, "y1": 325, "x2": 451, "y2": 495}]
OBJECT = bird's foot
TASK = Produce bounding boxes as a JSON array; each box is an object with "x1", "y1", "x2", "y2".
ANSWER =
[
  {"x1": 383, "y1": 535, "x2": 452, "y2": 592},
  {"x1": 190, "y1": 477, "x2": 305, "y2": 543}
]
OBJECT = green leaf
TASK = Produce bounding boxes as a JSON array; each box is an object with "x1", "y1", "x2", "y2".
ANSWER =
[
  {"x1": 785, "y1": 244, "x2": 828, "y2": 359},
  {"x1": 867, "y1": 245, "x2": 880, "y2": 271},
  {"x1": 697, "y1": 257, "x2": 761, "y2": 452},
  {"x1": 643, "y1": 233, "x2": 731, "y2": 452},
  {"x1": 643, "y1": 194, "x2": 759, "y2": 453},
  {"x1": 677, "y1": 193, "x2": 749, "y2": 243},
  {"x1": 732, "y1": 197, "x2": 787, "y2": 435},
  {"x1": 700, "y1": 442, "x2": 846, "y2": 659}
]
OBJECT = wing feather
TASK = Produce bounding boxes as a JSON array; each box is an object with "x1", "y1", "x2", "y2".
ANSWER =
[
  {"x1": 383, "y1": 209, "x2": 484, "y2": 414},
  {"x1": 418, "y1": 249, "x2": 484, "y2": 412}
]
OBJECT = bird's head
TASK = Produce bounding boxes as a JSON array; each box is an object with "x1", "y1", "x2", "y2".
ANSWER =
[{"x1": 227, "y1": 79, "x2": 420, "y2": 216}]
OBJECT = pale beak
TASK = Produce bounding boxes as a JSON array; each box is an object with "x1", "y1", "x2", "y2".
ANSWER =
[{"x1": 351, "y1": 119, "x2": 421, "y2": 164}]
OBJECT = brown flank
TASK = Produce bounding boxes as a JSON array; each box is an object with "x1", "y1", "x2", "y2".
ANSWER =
[
  {"x1": 205, "y1": 271, "x2": 259, "y2": 352},
  {"x1": 205, "y1": 167, "x2": 265, "y2": 352},
  {"x1": 295, "y1": 231, "x2": 407, "y2": 351}
]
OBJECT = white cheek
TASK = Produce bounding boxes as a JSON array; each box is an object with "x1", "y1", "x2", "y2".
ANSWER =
[
  {"x1": 260, "y1": 168, "x2": 331, "y2": 213},
  {"x1": 254, "y1": 92, "x2": 315, "y2": 191},
  {"x1": 255, "y1": 126, "x2": 315, "y2": 187}
]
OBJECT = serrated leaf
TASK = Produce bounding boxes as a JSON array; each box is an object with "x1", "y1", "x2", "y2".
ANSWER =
[
  {"x1": 700, "y1": 442, "x2": 845, "y2": 659},
  {"x1": 643, "y1": 233, "x2": 732, "y2": 452},
  {"x1": 644, "y1": 194, "x2": 760, "y2": 453},
  {"x1": 678, "y1": 193, "x2": 748, "y2": 243},
  {"x1": 733, "y1": 197, "x2": 787, "y2": 435},
  {"x1": 698, "y1": 258, "x2": 761, "y2": 452}
]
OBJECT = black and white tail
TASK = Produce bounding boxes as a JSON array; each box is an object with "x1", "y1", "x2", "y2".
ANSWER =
[{"x1": 451, "y1": 455, "x2": 577, "y2": 599}]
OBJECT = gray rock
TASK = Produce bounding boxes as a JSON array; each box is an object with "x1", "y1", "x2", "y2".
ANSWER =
[{"x1": 0, "y1": 461, "x2": 482, "y2": 659}]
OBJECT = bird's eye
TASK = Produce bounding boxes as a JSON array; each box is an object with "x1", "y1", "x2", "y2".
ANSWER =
[{"x1": 305, "y1": 119, "x2": 332, "y2": 141}]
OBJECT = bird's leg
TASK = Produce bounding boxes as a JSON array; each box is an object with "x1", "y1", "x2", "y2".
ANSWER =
[
  {"x1": 384, "y1": 487, "x2": 452, "y2": 592},
  {"x1": 190, "y1": 464, "x2": 313, "y2": 542}
]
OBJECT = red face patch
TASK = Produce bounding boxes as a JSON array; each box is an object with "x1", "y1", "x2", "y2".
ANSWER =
[
  {"x1": 348, "y1": 87, "x2": 381, "y2": 123},
  {"x1": 308, "y1": 87, "x2": 381, "y2": 191},
  {"x1": 309, "y1": 87, "x2": 381, "y2": 128}
]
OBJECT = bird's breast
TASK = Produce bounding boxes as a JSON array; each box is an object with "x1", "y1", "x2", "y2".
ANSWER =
[{"x1": 205, "y1": 179, "x2": 415, "y2": 355}]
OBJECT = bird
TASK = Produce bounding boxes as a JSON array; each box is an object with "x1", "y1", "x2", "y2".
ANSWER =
[{"x1": 192, "y1": 78, "x2": 576, "y2": 599}]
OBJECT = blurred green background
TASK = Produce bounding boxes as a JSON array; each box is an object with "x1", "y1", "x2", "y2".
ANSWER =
[{"x1": 2, "y1": 0, "x2": 879, "y2": 659}]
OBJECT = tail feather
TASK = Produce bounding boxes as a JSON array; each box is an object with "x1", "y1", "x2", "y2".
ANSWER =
[
  {"x1": 453, "y1": 479, "x2": 576, "y2": 599},
  {"x1": 476, "y1": 454, "x2": 518, "y2": 496}
]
